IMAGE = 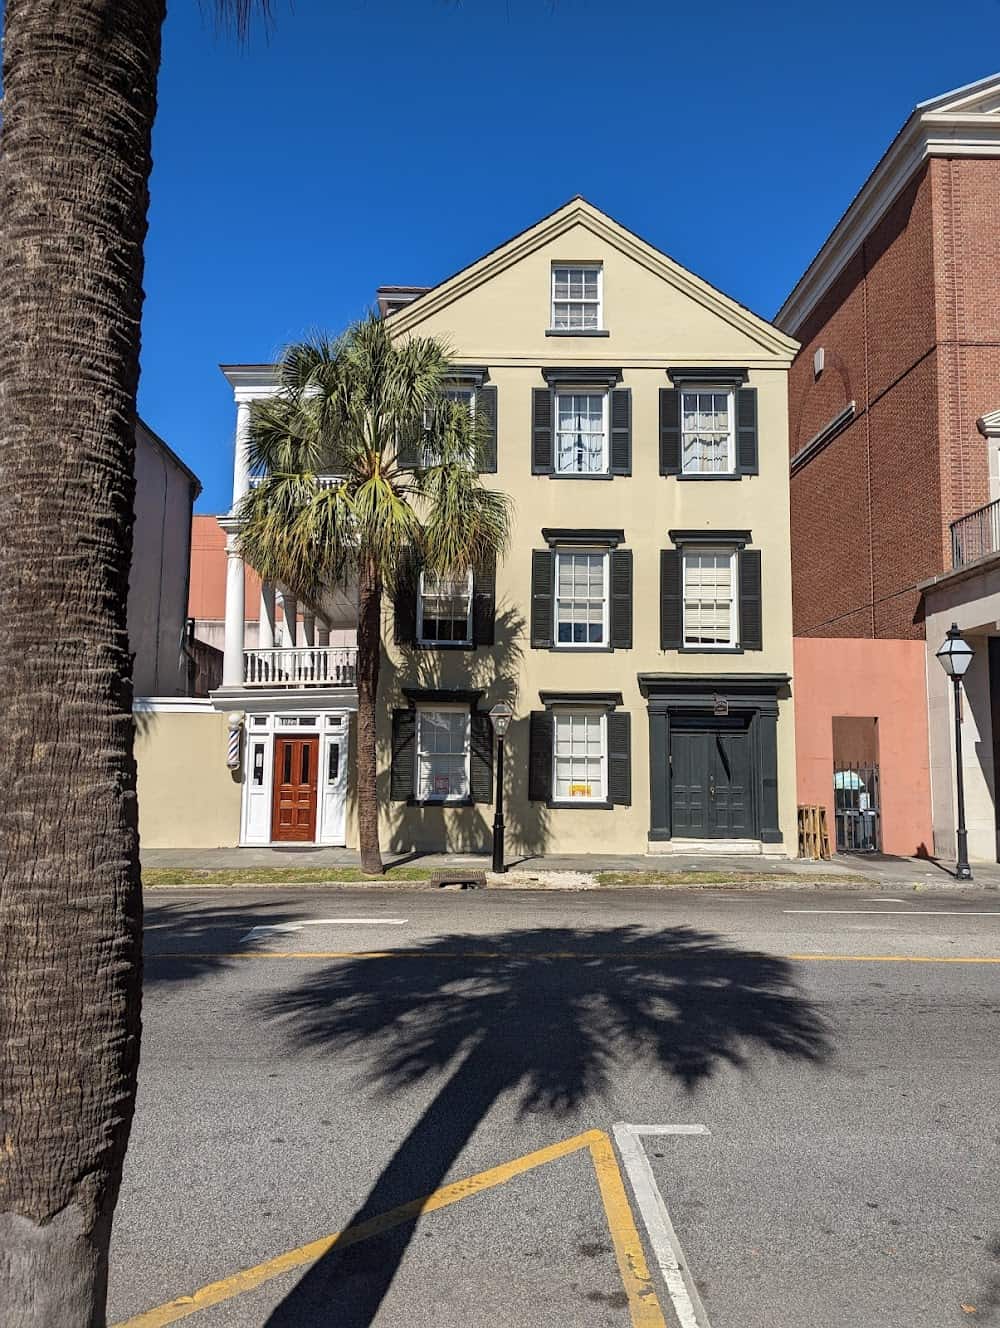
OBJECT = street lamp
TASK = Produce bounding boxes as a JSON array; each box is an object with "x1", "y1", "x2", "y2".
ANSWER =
[
  {"x1": 488, "y1": 702, "x2": 513, "y2": 873},
  {"x1": 936, "y1": 623, "x2": 975, "y2": 881}
]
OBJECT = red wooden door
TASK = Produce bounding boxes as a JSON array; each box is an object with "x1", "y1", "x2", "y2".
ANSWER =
[{"x1": 271, "y1": 736, "x2": 319, "y2": 842}]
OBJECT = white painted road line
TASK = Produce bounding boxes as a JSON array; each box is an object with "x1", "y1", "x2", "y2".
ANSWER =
[
  {"x1": 613, "y1": 1122, "x2": 712, "y2": 1328},
  {"x1": 241, "y1": 918, "x2": 408, "y2": 942},
  {"x1": 783, "y1": 909, "x2": 1000, "y2": 916}
]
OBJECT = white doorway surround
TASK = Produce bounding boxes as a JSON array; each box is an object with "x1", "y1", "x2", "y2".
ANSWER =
[{"x1": 241, "y1": 710, "x2": 349, "y2": 846}]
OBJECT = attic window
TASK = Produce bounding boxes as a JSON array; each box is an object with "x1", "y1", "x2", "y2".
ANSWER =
[{"x1": 551, "y1": 265, "x2": 602, "y2": 331}]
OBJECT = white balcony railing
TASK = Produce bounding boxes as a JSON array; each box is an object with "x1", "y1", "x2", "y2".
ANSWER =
[{"x1": 243, "y1": 647, "x2": 357, "y2": 687}]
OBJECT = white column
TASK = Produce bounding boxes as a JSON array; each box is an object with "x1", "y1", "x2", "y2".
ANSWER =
[
  {"x1": 221, "y1": 526, "x2": 246, "y2": 687},
  {"x1": 301, "y1": 611, "x2": 315, "y2": 647},
  {"x1": 258, "y1": 582, "x2": 276, "y2": 649},
  {"x1": 316, "y1": 617, "x2": 330, "y2": 647},
  {"x1": 282, "y1": 592, "x2": 298, "y2": 647},
  {"x1": 232, "y1": 399, "x2": 252, "y2": 510}
]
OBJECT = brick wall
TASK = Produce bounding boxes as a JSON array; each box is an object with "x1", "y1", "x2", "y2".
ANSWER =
[{"x1": 789, "y1": 158, "x2": 1000, "y2": 639}]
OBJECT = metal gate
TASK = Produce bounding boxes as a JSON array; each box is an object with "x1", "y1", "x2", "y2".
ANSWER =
[{"x1": 834, "y1": 762, "x2": 881, "y2": 853}]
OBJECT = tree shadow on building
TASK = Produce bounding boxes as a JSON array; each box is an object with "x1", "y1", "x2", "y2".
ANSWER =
[
  {"x1": 257, "y1": 924, "x2": 832, "y2": 1325},
  {"x1": 380, "y1": 605, "x2": 550, "y2": 858}
]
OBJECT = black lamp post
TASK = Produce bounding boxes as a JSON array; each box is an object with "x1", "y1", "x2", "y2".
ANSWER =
[
  {"x1": 936, "y1": 623, "x2": 975, "y2": 881},
  {"x1": 489, "y1": 702, "x2": 513, "y2": 873}
]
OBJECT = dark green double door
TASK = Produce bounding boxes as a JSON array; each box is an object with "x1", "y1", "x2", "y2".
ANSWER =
[{"x1": 671, "y1": 720, "x2": 751, "y2": 839}]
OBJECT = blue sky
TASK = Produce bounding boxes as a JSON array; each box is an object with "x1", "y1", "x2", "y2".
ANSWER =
[{"x1": 138, "y1": 0, "x2": 1000, "y2": 511}]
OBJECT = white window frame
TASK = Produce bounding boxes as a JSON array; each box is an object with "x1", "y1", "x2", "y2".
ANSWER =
[
  {"x1": 415, "y1": 704, "x2": 472, "y2": 803},
  {"x1": 552, "y1": 709, "x2": 607, "y2": 804},
  {"x1": 554, "y1": 547, "x2": 609, "y2": 650},
  {"x1": 682, "y1": 546, "x2": 738, "y2": 649},
  {"x1": 416, "y1": 567, "x2": 473, "y2": 646},
  {"x1": 679, "y1": 384, "x2": 736, "y2": 476},
  {"x1": 421, "y1": 384, "x2": 477, "y2": 464},
  {"x1": 550, "y1": 264, "x2": 603, "y2": 331},
  {"x1": 554, "y1": 389, "x2": 609, "y2": 476}
]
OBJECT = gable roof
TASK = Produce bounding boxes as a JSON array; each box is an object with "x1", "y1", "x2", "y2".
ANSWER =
[
  {"x1": 777, "y1": 72, "x2": 1000, "y2": 335},
  {"x1": 385, "y1": 197, "x2": 799, "y2": 359}
]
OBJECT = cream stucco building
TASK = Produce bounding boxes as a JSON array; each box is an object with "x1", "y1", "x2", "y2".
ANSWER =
[{"x1": 140, "y1": 199, "x2": 801, "y2": 857}]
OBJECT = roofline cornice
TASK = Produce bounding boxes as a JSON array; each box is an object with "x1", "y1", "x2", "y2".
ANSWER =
[
  {"x1": 776, "y1": 83, "x2": 1000, "y2": 336},
  {"x1": 220, "y1": 364, "x2": 279, "y2": 401}
]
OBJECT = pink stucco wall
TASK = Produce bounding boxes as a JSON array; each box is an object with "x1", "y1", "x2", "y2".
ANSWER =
[{"x1": 794, "y1": 637, "x2": 932, "y2": 857}]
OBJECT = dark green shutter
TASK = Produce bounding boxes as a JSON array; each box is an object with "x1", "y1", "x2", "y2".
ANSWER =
[
  {"x1": 390, "y1": 709, "x2": 416, "y2": 800},
  {"x1": 393, "y1": 547, "x2": 420, "y2": 646},
  {"x1": 609, "y1": 548, "x2": 633, "y2": 649},
  {"x1": 472, "y1": 552, "x2": 496, "y2": 647},
  {"x1": 530, "y1": 549, "x2": 555, "y2": 648},
  {"x1": 660, "y1": 548, "x2": 683, "y2": 649},
  {"x1": 739, "y1": 548, "x2": 763, "y2": 650},
  {"x1": 528, "y1": 710, "x2": 554, "y2": 802},
  {"x1": 470, "y1": 712, "x2": 494, "y2": 802},
  {"x1": 736, "y1": 387, "x2": 758, "y2": 475},
  {"x1": 610, "y1": 387, "x2": 632, "y2": 475},
  {"x1": 659, "y1": 389, "x2": 680, "y2": 475},
  {"x1": 477, "y1": 385, "x2": 497, "y2": 474},
  {"x1": 607, "y1": 711, "x2": 631, "y2": 806},
  {"x1": 532, "y1": 388, "x2": 554, "y2": 474}
]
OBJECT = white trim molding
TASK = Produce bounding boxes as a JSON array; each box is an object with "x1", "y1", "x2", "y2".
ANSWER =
[
  {"x1": 777, "y1": 73, "x2": 1000, "y2": 336},
  {"x1": 977, "y1": 408, "x2": 1000, "y2": 438},
  {"x1": 134, "y1": 697, "x2": 214, "y2": 714},
  {"x1": 790, "y1": 401, "x2": 857, "y2": 475}
]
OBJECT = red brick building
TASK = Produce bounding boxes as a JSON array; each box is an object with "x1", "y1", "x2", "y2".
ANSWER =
[{"x1": 777, "y1": 73, "x2": 1000, "y2": 861}]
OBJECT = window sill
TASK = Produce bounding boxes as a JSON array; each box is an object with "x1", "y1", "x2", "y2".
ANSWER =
[
  {"x1": 548, "y1": 472, "x2": 615, "y2": 481},
  {"x1": 545, "y1": 329, "x2": 610, "y2": 338},
  {"x1": 406, "y1": 796, "x2": 475, "y2": 808},
  {"x1": 549, "y1": 645, "x2": 616, "y2": 654},
  {"x1": 546, "y1": 798, "x2": 614, "y2": 810},
  {"x1": 675, "y1": 472, "x2": 747, "y2": 482},
  {"x1": 676, "y1": 646, "x2": 745, "y2": 655},
  {"x1": 414, "y1": 641, "x2": 475, "y2": 651}
]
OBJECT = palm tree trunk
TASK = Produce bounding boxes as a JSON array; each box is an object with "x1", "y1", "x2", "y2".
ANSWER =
[
  {"x1": 356, "y1": 557, "x2": 385, "y2": 875},
  {"x1": 0, "y1": 2, "x2": 165, "y2": 1323}
]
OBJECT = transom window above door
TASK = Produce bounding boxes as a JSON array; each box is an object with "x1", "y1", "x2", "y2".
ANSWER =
[
  {"x1": 417, "y1": 568, "x2": 472, "y2": 645},
  {"x1": 556, "y1": 549, "x2": 607, "y2": 646},
  {"x1": 551, "y1": 264, "x2": 602, "y2": 330},
  {"x1": 556, "y1": 391, "x2": 607, "y2": 474},
  {"x1": 681, "y1": 388, "x2": 735, "y2": 474},
  {"x1": 683, "y1": 547, "x2": 736, "y2": 648}
]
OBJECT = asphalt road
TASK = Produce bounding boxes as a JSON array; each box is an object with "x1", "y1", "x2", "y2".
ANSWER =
[{"x1": 109, "y1": 886, "x2": 1000, "y2": 1327}]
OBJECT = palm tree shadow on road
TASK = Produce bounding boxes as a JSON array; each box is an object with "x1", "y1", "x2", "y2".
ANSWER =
[{"x1": 258, "y1": 924, "x2": 832, "y2": 1326}]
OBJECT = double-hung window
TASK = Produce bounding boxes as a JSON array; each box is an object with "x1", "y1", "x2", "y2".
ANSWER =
[
  {"x1": 417, "y1": 569, "x2": 472, "y2": 645},
  {"x1": 556, "y1": 391, "x2": 607, "y2": 474},
  {"x1": 415, "y1": 706, "x2": 470, "y2": 801},
  {"x1": 551, "y1": 265, "x2": 602, "y2": 330},
  {"x1": 682, "y1": 547, "x2": 737, "y2": 648},
  {"x1": 422, "y1": 385, "x2": 476, "y2": 466},
  {"x1": 680, "y1": 387, "x2": 735, "y2": 474},
  {"x1": 553, "y1": 711, "x2": 606, "y2": 802},
  {"x1": 555, "y1": 549, "x2": 607, "y2": 647}
]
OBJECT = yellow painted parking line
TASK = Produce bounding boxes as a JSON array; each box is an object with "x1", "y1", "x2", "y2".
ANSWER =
[
  {"x1": 150, "y1": 948, "x2": 1000, "y2": 965},
  {"x1": 786, "y1": 953, "x2": 1000, "y2": 964},
  {"x1": 112, "y1": 1128, "x2": 666, "y2": 1328},
  {"x1": 588, "y1": 1130, "x2": 668, "y2": 1327}
]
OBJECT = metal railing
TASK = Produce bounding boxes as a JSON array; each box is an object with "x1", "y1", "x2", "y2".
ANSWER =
[
  {"x1": 951, "y1": 497, "x2": 1000, "y2": 568},
  {"x1": 248, "y1": 474, "x2": 343, "y2": 492},
  {"x1": 243, "y1": 646, "x2": 357, "y2": 687}
]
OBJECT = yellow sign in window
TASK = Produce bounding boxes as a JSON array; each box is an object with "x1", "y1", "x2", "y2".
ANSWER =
[{"x1": 570, "y1": 783, "x2": 593, "y2": 798}]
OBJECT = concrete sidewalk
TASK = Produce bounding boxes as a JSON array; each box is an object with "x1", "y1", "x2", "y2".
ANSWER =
[{"x1": 140, "y1": 845, "x2": 1000, "y2": 888}]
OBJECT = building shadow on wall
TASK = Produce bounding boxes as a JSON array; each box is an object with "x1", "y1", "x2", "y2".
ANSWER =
[
  {"x1": 257, "y1": 924, "x2": 832, "y2": 1326},
  {"x1": 381, "y1": 605, "x2": 550, "y2": 858}
]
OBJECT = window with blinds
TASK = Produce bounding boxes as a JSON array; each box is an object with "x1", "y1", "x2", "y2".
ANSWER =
[{"x1": 682, "y1": 548, "x2": 736, "y2": 647}]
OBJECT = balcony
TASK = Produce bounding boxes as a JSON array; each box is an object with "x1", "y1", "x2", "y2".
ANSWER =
[
  {"x1": 243, "y1": 646, "x2": 357, "y2": 688},
  {"x1": 951, "y1": 498, "x2": 1000, "y2": 569}
]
